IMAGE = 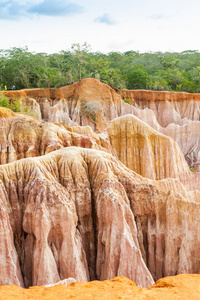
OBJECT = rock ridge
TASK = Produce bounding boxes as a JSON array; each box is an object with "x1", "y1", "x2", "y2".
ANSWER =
[
  {"x1": 0, "y1": 111, "x2": 199, "y2": 191},
  {"x1": 3, "y1": 78, "x2": 200, "y2": 170},
  {"x1": 0, "y1": 147, "x2": 200, "y2": 288}
]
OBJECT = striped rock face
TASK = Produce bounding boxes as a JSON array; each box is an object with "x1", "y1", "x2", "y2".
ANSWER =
[
  {"x1": 0, "y1": 78, "x2": 200, "y2": 294},
  {"x1": 0, "y1": 147, "x2": 200, "y2": 288},
  {"x1": 4, "y1": 78, "x2": 200, "y2": 170}
]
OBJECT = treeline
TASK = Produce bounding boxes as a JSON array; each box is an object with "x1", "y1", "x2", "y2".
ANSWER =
[{"x1": 1, "y1": 45, "x2": 200, "y2": 92}]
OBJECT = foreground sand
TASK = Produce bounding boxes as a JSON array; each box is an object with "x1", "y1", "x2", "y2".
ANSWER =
[{"x1": 1, "y1": 275, "x2": 200, "y2": 300}]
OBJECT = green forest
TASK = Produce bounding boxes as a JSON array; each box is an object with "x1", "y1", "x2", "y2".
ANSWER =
[{"x1": 1, "y1": 44, "x2": 200, "y2": 93}]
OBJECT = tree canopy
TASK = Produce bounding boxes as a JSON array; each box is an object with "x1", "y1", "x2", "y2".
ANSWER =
[{"x1": 1, "y1": 46, "x2": 200, "y2": 92}]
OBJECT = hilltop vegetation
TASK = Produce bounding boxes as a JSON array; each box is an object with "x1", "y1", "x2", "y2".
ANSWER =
[{"x1": 0, "y1": 45, "x2": 200, "y2": 92}]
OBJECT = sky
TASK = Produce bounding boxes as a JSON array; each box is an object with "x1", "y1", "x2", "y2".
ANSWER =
[{"x1": 0, "y1": 0, "x2": 200, "y2": 54}]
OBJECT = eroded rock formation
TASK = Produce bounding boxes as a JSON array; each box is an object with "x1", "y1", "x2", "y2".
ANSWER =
[
  {"x1": 3, "y1": 79, "x2": 200, "y2": 170},
  {"x1": 3, "y1": 79, "x2": 132, "y2": 131},
  {"x1": 0, "y1": 110, "x2": 104, "y2": 165},
  {"x1": 119, "y1": 89, "x2": 200, "y2": 170},
  {"x1": 1, "y1": 79, "x2": 200, "y2": 294},
  {"x1": 119, "y1": 89, "x2": 200, "y2": 125},
  {"x1": 1, "y1": 110, "x2": 199, "y2": 191},
  {"x1": 0, "y1": 147, "x2": 200, "y2": 288}
]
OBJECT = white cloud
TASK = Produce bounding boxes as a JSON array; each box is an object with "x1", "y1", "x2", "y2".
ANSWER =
[{"x1": 94, "y1": 13, "x2": 117, "y2": 25}]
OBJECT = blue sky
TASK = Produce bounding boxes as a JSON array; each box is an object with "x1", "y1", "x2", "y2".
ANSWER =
[{"x1": 0, "y1": 0, "x2": 200, "y2": 53}]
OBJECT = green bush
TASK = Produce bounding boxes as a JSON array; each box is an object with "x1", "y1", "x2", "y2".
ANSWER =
[
  {"x1": 0, "y1": 94, "x2": 38, "y2": 117},
  {"x1": 123, "y1": 98, "x2": 132, "y2": 104},
  {"x1": 0, "y1": 93, "x2": 9, "y2": 108},
  {"x1": 11, "y1": 98, "x2": 21, "y2": 112}
]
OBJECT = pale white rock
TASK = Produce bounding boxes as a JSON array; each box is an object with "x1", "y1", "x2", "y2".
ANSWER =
[{"x1": 44, "y1": 278, "x2": 76, "y2": 287}]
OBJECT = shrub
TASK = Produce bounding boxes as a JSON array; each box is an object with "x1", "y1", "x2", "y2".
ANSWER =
[
  {"x1": 0, "y1": 95, "x2": 39, "y2": 117},
  {"x1": 123, "y1": 98, "x2": 132, "y2": 104},
  {"x1": 11, "y1": 98, "x2": 21, "y2": 112},
  {"x1": 0, "y1": 93, "x2": 9, "y2": 108}
]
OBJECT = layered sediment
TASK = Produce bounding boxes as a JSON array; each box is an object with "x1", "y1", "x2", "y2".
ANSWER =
[
  {"x1": 119, "y1": 89, "x2": 200, "y2": 125},
  {"x1": 0, "y1": 147, "x2": 200, "y2": 288},
  {"x1": 0, "y1": 111, "x2": 199, "y2": 191},
  {"x1": 1, "y1": 79, "x2": 200, "y2": 297},
  {"x1": 3, "y1": 79, "x2": 200, "y2": 170}
]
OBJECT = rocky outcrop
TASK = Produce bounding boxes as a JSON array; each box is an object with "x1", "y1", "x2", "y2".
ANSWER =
[
  {"x1": 0, "y1": 147, "x2": 200, "y2": 288},
  {"x1": 18, "y1": 97, "x2": 41, "y2": 119},
  {"x1": 119, "y1": 89, "x2": 200, "y2": 125},
  {"x1": 105, "y1": 115, "x2": 188, "y2": 179},
  {"x1": 1, "y1": 111, "x2": 199, "y2": 192},
  {"x1": 0, "y1": 110, "x2": 104, "y2": 165},
  {"x1": 3, "y1": 79, "x2": 200, "y2": 171},
  {"x1": 0, "y1": 147, "x2": 153, "y2": 287},
  {"x1": 119, "y1": 89, "x2": 200, "y2": 170},
  {"x1": 5, "y1": 81, "x2": 200, "y2": 128},
  {"x1": 160, "y1": 121, "x2": 200, "y2": 171},
  {"x1": 104, "y1": 115, "x2": 200, "y2": 191},
  {"x1": 2, "y1": 79, "x2": 117, "y2": 129},
  {"x1": 1, "y1": 79, "x2": 200, "y2": 294},
  {"x1": 3, "y1": 79, "x2": 137, "y2": 131},
  {"x1": 1, "y1": 111, "x2": 199, "y2": 191}
]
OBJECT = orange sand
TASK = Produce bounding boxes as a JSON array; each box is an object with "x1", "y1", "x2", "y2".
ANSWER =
[{"x1": 0, "y1": 275, "x2": 200, "y2": 300}]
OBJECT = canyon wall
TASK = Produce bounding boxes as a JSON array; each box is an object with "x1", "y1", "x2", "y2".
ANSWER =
[
  {"x1": 1, "y1": 79, "x2": 200, "y2": 291},
  {"x1": 119, "y1": 89, "x2": 200, "y2": 170},
  {"x1": 3, "y1": 79, "x2": 200, "y2": 170},
  {"x1": 1, "y1": 110, "x2": 199, "y2": 191},
  {"x1": 0, "y1": 147, "x2": 200, "y2": 288},
  {"x1": 119, "y1": 89, "x2": 200, "y2": 125}
]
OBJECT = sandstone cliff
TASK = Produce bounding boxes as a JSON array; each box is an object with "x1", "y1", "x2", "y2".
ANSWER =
[
  {"x1": 1, "y1": 79, "x2": 200, "y2": 293},
  {"x1": 105, "y1": 115, "x2": 200, "y2": 191},
  {"x1": 0, "y1": 147, "x2": 200, "y2": 288},
  {"x1": 0, "y1": 109, "x2": 110, "y2": 165},
  {"x1": 1, "y1": 110, "x2": 199, "y2": 191},
  {"x1": 119, "y1": 89, "x2": 200, "y2": 171},
  {"x1": 3, "y1": 79, "x2": 200, "y2": 170},
  {"x1": 3, "y1": 79, "x2": 132, "y2": 131},
  {"x1": 119, "y1": 89, "x2": 200, "y2": 125}
]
